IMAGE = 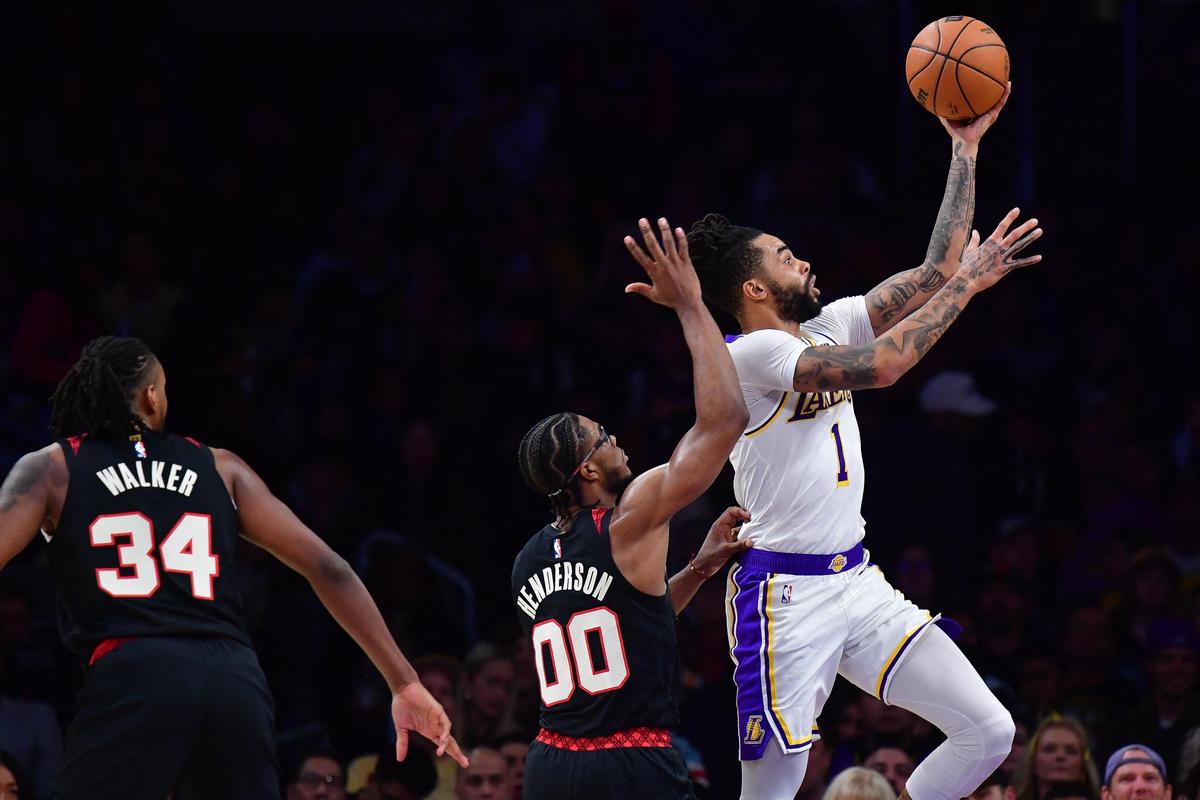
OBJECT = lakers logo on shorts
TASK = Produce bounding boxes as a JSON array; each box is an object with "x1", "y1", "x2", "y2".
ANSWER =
[
  {"x1": 828, "y1": 554, "x2": 848, "y2": 573},
  {"x1": 744, "y1": 715, "x2": 765, "y2": 745}
]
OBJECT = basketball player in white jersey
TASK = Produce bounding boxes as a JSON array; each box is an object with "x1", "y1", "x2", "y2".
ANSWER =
[{"x1": 687, "y1": 85, "x2": 1041, "y2": 800}]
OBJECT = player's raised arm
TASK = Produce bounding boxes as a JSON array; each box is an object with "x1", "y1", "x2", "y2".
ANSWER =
[
  {"x1": 618, "y1": 218, "x2": 748, "y2": 528},
  {"x1": 794, "y1": 207, "x2": 1041, "y2": 392},
  {"x1": 864, "y1": 83, "x2": 1010, "y2": 336},
  {"x1": 213, "y1": 447, "x2": 468, "y2": 768},
  {"x1": 0, "y1": 446, "x2": 66, "y2": 570}
]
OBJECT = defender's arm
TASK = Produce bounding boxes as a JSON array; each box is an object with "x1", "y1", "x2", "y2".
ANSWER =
[{"x1": 0, "y1": 446, "x2": 65, "y2": 570}]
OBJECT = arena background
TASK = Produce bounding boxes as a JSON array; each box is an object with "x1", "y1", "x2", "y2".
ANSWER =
[{"x1": 1, "y1": 1, "x2": 1199, "y2": 797}]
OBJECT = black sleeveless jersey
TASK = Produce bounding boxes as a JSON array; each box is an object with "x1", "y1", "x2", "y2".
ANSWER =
[
  {"x1": 511, "y1": 508, "x2": 681, "y2": 736},
  {"x1": 48, "y1": 431, "x2": 250, "y2": 658}
]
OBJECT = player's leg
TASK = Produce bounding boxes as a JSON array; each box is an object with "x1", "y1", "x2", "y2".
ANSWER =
[
  {"x1": 54, "y1": 639, "x2": 201, "y2": 799},
  {"x1": 741, "y1": 745, "x2": 810, "y2": 800},
  {"x1": 882, "y1": 627, "x2": 1014, "y2": 800},
  {"x1": 523, "y1": 744, "x2": 695, "y2": 800},
  {"x1": 175, "y1": 638, "x2": 279, "y2": 799}
]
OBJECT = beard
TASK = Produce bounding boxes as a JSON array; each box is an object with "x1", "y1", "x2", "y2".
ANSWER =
[
  {"x1": 766, "y1": 274, "x2": 822, "y2": 324},
  {"x1": 604, "y1": 464, "x2": 635, "y2": 501}
]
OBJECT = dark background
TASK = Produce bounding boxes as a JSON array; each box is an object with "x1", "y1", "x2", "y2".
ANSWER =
[{"x1": 2, "y1": 1, "x2": 1199, "y2": 798}]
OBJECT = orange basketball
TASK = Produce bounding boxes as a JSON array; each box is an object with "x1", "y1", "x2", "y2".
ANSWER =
[{"x1": 906, "y1": 16, "x2": 1008, "y2": 120}]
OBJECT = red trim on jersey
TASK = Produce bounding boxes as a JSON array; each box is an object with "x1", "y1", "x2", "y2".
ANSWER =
[
  {"x1": 89, "y1": 636, "x2": 137, "y2": 666},
  {"x1": 67, "y1": 435, "x2": 87, "y2": 455},
  {"x1": 535, "y1": 726, "x2": 672, "y2": 750},
  {"x1": 183, "y1": 436, "x2": 202, "y2": 448},
  {"x1": 591, "y1": 508, "x2": 606, "y2": 534}
]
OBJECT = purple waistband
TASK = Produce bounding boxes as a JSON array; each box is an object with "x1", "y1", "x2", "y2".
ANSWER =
[{"x1": 736, "y1": 542, "x2": 865, "y2": 575}]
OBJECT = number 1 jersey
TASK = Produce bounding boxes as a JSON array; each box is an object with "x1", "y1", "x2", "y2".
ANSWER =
[
  {"x1": 511, "y1": 508, "x2": 680, "y2": 737},
  {"x1": 48, "y1": 430, "x2": 250, "y2": 658},
  {"x1": 726, "y1": 296, "x2": 876, "y2": 555}
]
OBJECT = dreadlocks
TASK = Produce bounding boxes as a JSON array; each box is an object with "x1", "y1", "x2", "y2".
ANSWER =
[
  {"x1": 517, "y1": 412, "x2": 588, "y2": 522},
  {"x1": 687, "y1": 212, "x2": 764, "y2": 316},
  {"x1": 50, "y1": 336, "x2": 158, "y2": 441}
]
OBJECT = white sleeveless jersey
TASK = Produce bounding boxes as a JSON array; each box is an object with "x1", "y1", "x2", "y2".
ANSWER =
[{"x1": 727, "y1": 296, "x2": 876, "y2": 554}]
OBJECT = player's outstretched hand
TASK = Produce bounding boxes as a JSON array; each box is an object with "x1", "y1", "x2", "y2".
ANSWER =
[
  {"x1": 941, "y1": 81, "x2": 1010, "y2": 143},
  {"x1": 958, "y1": 206, "x2": 1042, "y2": 292},
  {"x1": 392, "y1": 682, "x2": 470, "y2": 768},
  {"x1": 623, "y1": 217, "x2": 704, "y2": 311},
  {"x1": 692, "y1": 506, "x2": 752, "y2": 578}
]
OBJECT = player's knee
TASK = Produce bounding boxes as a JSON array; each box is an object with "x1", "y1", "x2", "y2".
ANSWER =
[{"x1": 977, "y1": 708, "x2": 1016, "y2": 763}]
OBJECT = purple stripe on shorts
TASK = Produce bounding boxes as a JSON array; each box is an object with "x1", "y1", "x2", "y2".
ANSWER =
[
  {"x1": 877, "y1": 617, "x2": 936, "y2": 703},
  {"x1": 731, "y1": 566, "x2": 773, "y2": 760}
]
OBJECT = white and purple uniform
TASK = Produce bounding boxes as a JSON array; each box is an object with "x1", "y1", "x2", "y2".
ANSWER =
[{"x1": 724, "y1": 297, "x2": 941, "y2": 761}]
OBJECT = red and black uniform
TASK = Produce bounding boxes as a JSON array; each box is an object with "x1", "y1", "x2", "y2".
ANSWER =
[
  {"x1": 49, "y1": 430, "x2": 276, "y2": 799},
  {"x1": 511, "y1": 508, "x2": 695, "y2": 799}
]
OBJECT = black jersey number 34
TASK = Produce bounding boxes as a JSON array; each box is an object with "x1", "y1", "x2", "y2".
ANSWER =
[
  {"x1": 532, "y1": 605, "x2": 629, "y2": 705},
  {"x1": 90, "y1": 511, "x2": 219, "y2": 600}
]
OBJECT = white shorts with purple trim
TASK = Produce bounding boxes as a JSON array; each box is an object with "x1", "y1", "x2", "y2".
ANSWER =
[{"x1": 725, "y1": 551, "x2": 939, "y2": 760}]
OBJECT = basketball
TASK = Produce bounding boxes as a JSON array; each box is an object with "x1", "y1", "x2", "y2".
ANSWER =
[{"x1": 906, "y1": 16, "x2": 1008, "y2": 120}]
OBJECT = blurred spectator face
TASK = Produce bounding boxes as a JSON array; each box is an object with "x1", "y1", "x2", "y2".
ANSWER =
[
  {"x1": 498, "y1": 741, "x2": 528, "y2": 800},
  {"x1": 894, "y1": 545, "x2": 935, "y2": 604},
  {"x1": 456, "y1": 749, "x2": 509, "y2": 800},
  {"x1": 0, "y1": 765, "x2": 16, "y2": 800},
  {"x1": 858, "y1": 694, "x2": 917, "y2": 737},
  {"x1": 865, "y1": 747, "x2": 915, "y2": 795},
  {"x1": 1147, "y1": 646, "x2": 1198, "y2": 699},
  {"x1": 978, "y1": 579, "x2": 1026, "y2": 629},
  {"x1": 288, "y1": 755, "x2": 346, "y2": 800},
  {"x1": 836, "y1": 701, "x2": 864, "y2": 745},
  {"x1": 418, "y1": 666, "x2": 458, "y2": 712},
  {"x1": 1102, "y1": 751, "x2": 1171, "y2": 800},
  {"x1": 1132, "y1": 565, "x2": 1175, "y2": 614},
  {"x1": 1020, "y1": 654, "x2": 1063, "y2": 711},
  {"x1": 800, "y1": 738, "x2": 833, "y2": 794},
  {"x1": 1002, "y1": 720, "x2": 1031, "y2": 776},
  {"x1": 467, "y1": 658, "x2": 515, "y2": 720},
  {"x1": 1035, "y1": 725, "x2": 1087, "y2": 786},
  {"x1": 1062, "y1": 608, "x2": 1115, "y2": 663}
]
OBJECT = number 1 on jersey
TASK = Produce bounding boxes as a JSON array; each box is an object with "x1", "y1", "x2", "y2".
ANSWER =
[{"x1": 830, "y1": 423, "x2": 850, "y2": 486}]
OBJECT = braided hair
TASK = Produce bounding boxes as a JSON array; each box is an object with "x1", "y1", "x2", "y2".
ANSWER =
[
  {"x1": 517, "y1": 412, "x2": 588, "y2": 522},
  {"x1": 50, "y1": 336, "x2": 159, "y2": 441},
  {"x1": 687, "y1": 213, "x2": 765, "y2": 316}
]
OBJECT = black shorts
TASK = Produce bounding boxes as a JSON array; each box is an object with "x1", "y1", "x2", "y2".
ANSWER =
[
  {"x1": 53, "y1": 636, "x2": 278, "y2": 800},
  {"x1": 523, "y1": 740, "x2": 696, "y2": 800}
]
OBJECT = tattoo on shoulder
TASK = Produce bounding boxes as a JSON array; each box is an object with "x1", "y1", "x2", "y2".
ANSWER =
[{"x1": 0, "y1": 450, "x2": 51, "y2": 512}]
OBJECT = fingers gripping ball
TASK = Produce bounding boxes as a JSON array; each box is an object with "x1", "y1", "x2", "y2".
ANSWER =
[{"x1": 906, "y1": 16, "x2": 1008, "y2": 120}]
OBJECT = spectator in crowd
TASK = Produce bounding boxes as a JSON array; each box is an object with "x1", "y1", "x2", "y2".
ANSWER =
[
  {"x1": 357, "y1": 748, "x2": 438, "y2": 800},
  {"x1": 1016, "y1": 717, "x2": 1102, "y2": 800},
  {"x1": 795, "y1": 736, "x2": 836, "y2": 800},
  {"x1": 1044, "y1": 782, "x2": 1099, "y2": 800},
  {"x1": 0, "y1": 649, "x2": 61, "y2": 800},
  {"x1": 493, "y1": 734, "x2": 527, "y2": 800},
  {"x1": 0, "y1": 751, "x2": 28, "y2": 800},
  {"x1": 1118, "y1": 551, "x2": 1184, "y2": 650},
  {"x1": 287, "y1": 752, "x2": 347, "y2": 800},
  {"x1": 968, "y1": 768, "x2": 1011, "y2": 800},
  {"x1": 1125, "y1": 621, "x2": 1200, "y2": 777},
  {"x1": 1101, "y1": 745, "x2": 1171, "y2": 800},
  {"x1": 454, "y1": 748, "x2": 509, "y2": 800},
  {"x1": 822, "y1": 765, "x2": 897, "y2": 800},
  {"x1": 457, "y1": 645, "x2": 516, "y2": 749},
  {"x1": 415, "y1": 655, "x2": 462, "y2": 716},
  {"x1": 864, "y1": 746, "x2": 915, "y2": 797}
]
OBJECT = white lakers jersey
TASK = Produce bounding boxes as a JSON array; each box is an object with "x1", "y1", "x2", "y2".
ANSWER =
[{"x1": 727, "y1": 296, "x2": 876, "y2": 554}]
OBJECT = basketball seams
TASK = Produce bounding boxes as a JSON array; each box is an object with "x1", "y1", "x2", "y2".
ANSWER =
[
  {"x1": 953, "y1": 62, "x2": 979, "y2": 118},
  {"x1": 906, "y1": 18, "x2": 942, "y2": 90},
  {"x1": 932, "y1": 17, "x2": 976, "y2": 117},
  {"x1": 910, "y1": 45, "x2": 1007, "y2": 87},
  {"x1": 954, "y1": 56, "x2": 1007, "y2": 88}
]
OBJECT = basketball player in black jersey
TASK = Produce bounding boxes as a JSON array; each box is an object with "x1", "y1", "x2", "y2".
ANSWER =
[
  {"x1": 0, "y1": 336, "x2": 467, "y2": 799},
  {"x1": 513, "y1": 218, "x2": 751, "y2": 799}
]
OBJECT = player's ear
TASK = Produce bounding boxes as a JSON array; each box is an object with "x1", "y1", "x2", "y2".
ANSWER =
[{"x1": 742, "y1": 277, "x2": 769, "y2": 304}]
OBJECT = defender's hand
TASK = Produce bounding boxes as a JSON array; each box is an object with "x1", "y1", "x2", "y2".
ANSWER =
[
  {"x1": 692, "y1": 506, "x2": 752, "y2": 578},
  {"x1": 392, "y1": 682, "x2": 469, "y2": 768},
  {"x1": 958, "y1": 206, "x2": 1042, "y2": 292},
  {"x1": 941, "y1": 81, "x2": 1010, "y2": 144},
  {"x1": 623, "y1": 217, "x2": 703, "y2": 310}
]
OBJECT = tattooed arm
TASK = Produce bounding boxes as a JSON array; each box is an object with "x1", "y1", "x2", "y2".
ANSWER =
[
  {"x1": 794, "y1": 208, "x2": 1041, "y2": 393},
  {"x1": 864, "y1": 83, "x2": 1012, "y2": 336},
  {"x1": 0, "y1": 445, "x2": 67, "y2": 569}
]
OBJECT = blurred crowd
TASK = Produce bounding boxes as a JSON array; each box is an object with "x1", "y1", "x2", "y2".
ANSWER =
[{"x1": 1, "y1": 1, "x2": 1200, "y2": 798}]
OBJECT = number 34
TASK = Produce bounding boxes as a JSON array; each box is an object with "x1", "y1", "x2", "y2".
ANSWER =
[{"x1": 89, "y1": 512, "x2": 219, "y2": 600}]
